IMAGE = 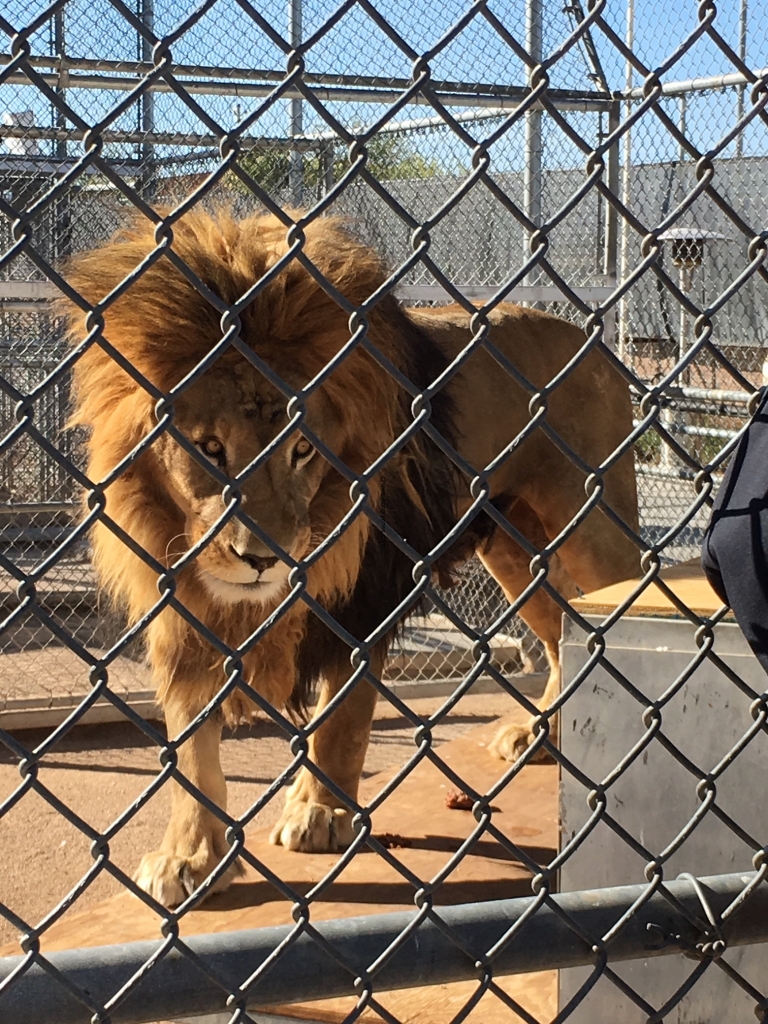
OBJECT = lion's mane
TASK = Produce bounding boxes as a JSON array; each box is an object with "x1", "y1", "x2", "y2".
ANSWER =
[{"x1": 63, "y1": 210, "x2": 472, "y2": 720}]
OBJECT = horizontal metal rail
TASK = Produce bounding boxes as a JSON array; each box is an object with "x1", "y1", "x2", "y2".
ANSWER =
[
  {"x1": 625, "y1": 65, "x2": 768, "y2": 99},
  {"x1": 0, "y1": 502, "x2": 77, "y2": 515},
  {"x1": 0, "y1": 123, "x2": 325, "y2": 152},
  {"x1": 0, "y1": 53, "x2": 610, "y2": 109},
  {"x1": 0, "y1": 282, "x2": 617, "y2": 306},
  {"x1": 399, "y1": 284, "x2": 615, "y2": 304},
  {"x1": 0, "y1": 69, "x2": 611, "y2": 111},
  {"x1": 1, "y1": 872, "x2": 764, "y2": 1024}
]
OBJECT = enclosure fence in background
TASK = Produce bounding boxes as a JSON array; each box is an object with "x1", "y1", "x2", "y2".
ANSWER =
[{"x1": 0, "y1": 0, "x2": 767, "y2": 1021}]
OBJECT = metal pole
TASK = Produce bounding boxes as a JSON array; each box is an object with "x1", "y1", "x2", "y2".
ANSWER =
[
  {"x1": 53, "y1": 10, "x2": 67, "y2": 163},
  {"x1": 52, "y1": 7, "x2": 73, "y2": 273},
  {"x1": 320, "y1": 140, "x2": 334, "y2": 196},
  {"x1": 1, "y1": 873, "x2": 766, "y2": 1024},
  {"x1": 288, "y1": 0, "x2": 304, "y2": 205},
  {"x1": 138, "y1": 0, "x2": 155, "y2": 200},
  {"x1": 735, "y1": 0, "x2": 748, "y2": 158},
  {"x1": 523, "y1": 0, "x2": 543, "y2": 305},
  {"x1": 603, "y1": 101, "x2": 621, "y2": 351},
  {"x1": 617, "y1": 0, "x2": 635, "y2": 364}
]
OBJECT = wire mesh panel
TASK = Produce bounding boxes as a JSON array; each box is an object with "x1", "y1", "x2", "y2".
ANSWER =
[{"x1": 0, "y1": 0, "x2": 767, "y2": 1021}]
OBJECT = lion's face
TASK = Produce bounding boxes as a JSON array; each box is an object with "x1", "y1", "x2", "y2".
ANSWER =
[{"x1": 155, "y1": 361, "x2": 343, "y2": 606}]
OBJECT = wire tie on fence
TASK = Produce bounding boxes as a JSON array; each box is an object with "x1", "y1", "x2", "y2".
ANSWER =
[
  {"x1": 469, "y1": 474, "x2": 490, "y2": 501},
  {"x1": 409, "y1": 223, "x2": 431, "y2": 252},
  {"x1": 219, "y1": 133, "x2": 240, "y2": 162},
  {"x1": 17, "y1": 755, "x2": 38, "y2": 781},
  {"x1": 225, "y1": 823, "x2": 246, "y2": 850},
  {"x1": 348, "y1": 477, "x2": 371, "y2": 504},
  {"x1": 15, "y1": 578, "x2": 36, "y2": 602},
  {"x1": 411, "y1": 392, "x2": 432, "y2": 420},
  {"x1": 154, "y1": 394, "x2": 175, "y2": 422},
  {"x1": 748, "y1": 388, "x2": 766, "y2": 416},
  {"x1": 586, "y1": 786, "x2": 606, "y2": 813},
  {"x1": 583, "y1": 472, "x2": 605, "y2": 500},
  {"x1": 88, "y1": 664, "x2": 109, "y2": 689},
  {"x1": 413, "y1": 721, "x2": 433, "y2": 747},
  {"x1": 156, "y1": 572, "x2": 176, "y2": 597},
  {"x1": 80, "y1": 128, "x2": 104, "y2": 158},
  {"x1": 220, "y1": 308, "x2": 243, "y2": 335},
  {"x1": 287, "y1": 564, "x2": 308, "y2": 591},
  {"x1": 285, "y1": 221, "x2": 306, "y2": 250},
  {"x1": 90, "y1": 835, "x2": 109, "y2": 860},
  {"x1": 528, "y1": 391, "x2": 547, "y2": 418},
  {"x1": 530, "y1": 870, "x2": 551, "y2": 896},
  {"x1": 693, "y1": 467, "x2": 715, "y2": 496},
  {"x1": 19, "y1": 929, "x2": 40, "y2": 956},
  {"x1": 586, "y1": 630, "x2": 606, "y2": 655},
  {"x1": 221, "y1": 483, "x2": 243, "y2": 509},
  {"x1": 749, "y1": 695, "x2": 768, "y2": 725},
  {"x1": 13, "y1": 397, "x2": 33, "y2": 424},
  {"x1": 693, "y1": 622, "x2": 715, "y2": 651},
  {"x1": 288, "y1": 731, "x2": 310, "y2": 759},
  {"x1": 285, "y1": 395, "x2": 307, "y2": 423},
  {"x1": 648, "y1": 873, "x2": 727, "y2": 961},
  {"x1": 349, "y1": 647, "x2": 371, "y2": 672},
  {"x1": 644, "y1": 861, "x2": 663, "y2": 885},
  {"x1": 641, "y1": 705, "x2": 662, "y2": 730},
  {"x1": 158, "y1": 744, "x2": 179, "y2": 769},
  {"x1": 528, "y1": 553, "x2": 549, "y2": 579},
  {"x1": 695, "y1": 777, "x2": 716, "y2": 803},
  {"x1": 291, "y1": 899, "x2": 312, "y2": 925},
  {"x1": 414, "y1": 886, "x2": 434, "y2": 910}
]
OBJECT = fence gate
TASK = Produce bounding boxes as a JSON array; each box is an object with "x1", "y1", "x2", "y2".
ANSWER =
[{"x1": 1, "y1": 0, "x2": 767, "y2": 1021}]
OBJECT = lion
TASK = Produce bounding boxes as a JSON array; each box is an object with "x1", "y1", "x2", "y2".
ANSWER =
[{"x1": 62, "y1": 209, "x2": 639, "y2": 908}]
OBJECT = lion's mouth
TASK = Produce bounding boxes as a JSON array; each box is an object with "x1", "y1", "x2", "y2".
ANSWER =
[{"x1": 199, "y1": 569, "x2": 289, "y2": 606}]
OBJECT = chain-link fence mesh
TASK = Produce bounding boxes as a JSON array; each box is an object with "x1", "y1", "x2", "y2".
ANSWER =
[{"x1": 1, "y1": 0, "x2": 767, "y2": 1020}]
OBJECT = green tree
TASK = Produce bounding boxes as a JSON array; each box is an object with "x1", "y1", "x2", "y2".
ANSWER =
[{"x1": 230, "y1": 132, "x2": 440, "y2": 196}]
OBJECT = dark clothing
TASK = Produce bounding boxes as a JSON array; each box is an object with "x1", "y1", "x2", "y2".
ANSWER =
[{"x1": 701, "y1": 390, "x2": 768, "y2": 676}]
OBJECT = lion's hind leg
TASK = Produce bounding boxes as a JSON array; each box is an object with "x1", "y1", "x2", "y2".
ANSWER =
[{"x1": 478, "y1": 500, "x2": 579, "y2": 763}]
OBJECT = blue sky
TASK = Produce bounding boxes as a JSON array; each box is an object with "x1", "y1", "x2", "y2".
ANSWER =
[{"x1": 1, "y1": 0, "x2": 766, "y2": 174}]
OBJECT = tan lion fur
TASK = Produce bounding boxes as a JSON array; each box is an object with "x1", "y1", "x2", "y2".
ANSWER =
[
  {"x1": 62, "y1": 209, "x2": 640, "y2": 906},
  {"x1": 65, "y1": 211, "x2": 430, "y2": 716}
]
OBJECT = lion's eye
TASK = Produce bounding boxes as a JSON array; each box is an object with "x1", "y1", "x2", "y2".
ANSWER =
[
  {"x1": 291, "y1": 438, "x2": 315, "y2": 467},
  {"x1": 197, "y1": 437, "x2": 226, "y2": 464}
]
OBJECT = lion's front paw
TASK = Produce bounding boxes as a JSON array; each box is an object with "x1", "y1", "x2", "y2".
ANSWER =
[
  {"x1": 133, "y1": 847, "x2": 243, "y2": 908},
  {"x1": 489, "y1": 719, "x2": 556, "y2": 764},
  {"x1": 269, "y1": 800, "x2": 355, "y2": 852}
]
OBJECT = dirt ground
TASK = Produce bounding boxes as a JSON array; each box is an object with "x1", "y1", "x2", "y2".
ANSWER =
[{"x1": 0, "y1": 691, "x2": 515, "y2": 954}]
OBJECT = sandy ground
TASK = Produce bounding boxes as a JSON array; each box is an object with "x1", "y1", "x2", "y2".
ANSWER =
[{"x1": 0, "y1": 692, "x2": 515, "y2": 955}]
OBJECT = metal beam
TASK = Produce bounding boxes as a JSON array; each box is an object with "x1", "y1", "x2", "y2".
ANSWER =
[
  {"x1": 0, "y1": 124, "x2": 323, "y2": 152},
  {"x1": 0, "y1": 281, "x2": 617, "y2": 307},
  {"x1": 1, "y1": 873, "x2": 765, "y2": 1024},
  {"x1": 399, "y1": 284, "x2": 615, "y2": 304},
  {"x1": 0, "y1": 69, "x2": 611, "y2": 111},
  {"x1": 625, "y1": 65, "x2": 768, "y2": 99},
  {"x1": 0, "y1": 53, "x2": 610, "y2": 107}
]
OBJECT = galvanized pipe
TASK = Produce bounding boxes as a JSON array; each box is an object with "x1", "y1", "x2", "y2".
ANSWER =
[
  {"x1": 0, "y1": 873, "x2": 765, "y2": 1024},
  {"x1": 0, "y1": 69, "x2": 610, "y2": 111},
  {"x1": 625, "y1": 64, "x2": 768, "y2": 99}
]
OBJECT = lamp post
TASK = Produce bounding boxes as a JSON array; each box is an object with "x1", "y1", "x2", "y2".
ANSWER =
[
  {"x1": 659, "y1": 228, "x2": 726, "y2": 373},
  {"x1": 658, "y1": 227, "x2": 726, "y2": 468}
]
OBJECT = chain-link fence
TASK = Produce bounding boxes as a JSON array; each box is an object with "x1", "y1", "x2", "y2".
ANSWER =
[{"x1": 1, "y1": 0, "x2": 767, "y2": 1020}]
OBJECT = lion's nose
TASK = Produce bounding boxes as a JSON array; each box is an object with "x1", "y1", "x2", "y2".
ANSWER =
[{"x1": 230, "y1": 546, "x2": 278, "y2": 575}]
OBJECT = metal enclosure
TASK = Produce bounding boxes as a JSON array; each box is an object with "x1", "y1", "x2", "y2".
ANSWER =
[{"x1": 560, "y1": 614, "x2": 768, "y2": 1021}]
